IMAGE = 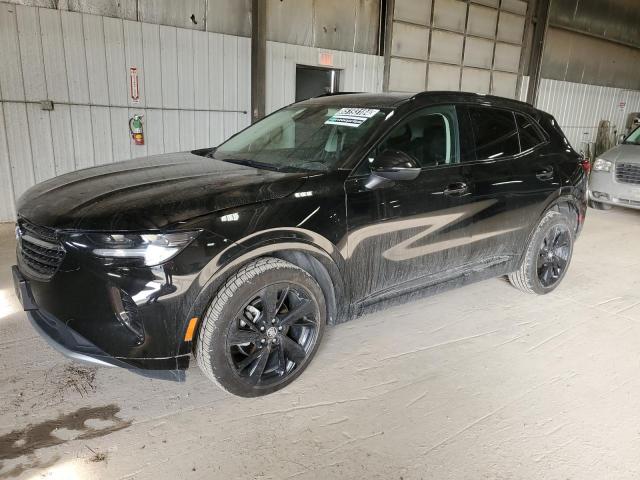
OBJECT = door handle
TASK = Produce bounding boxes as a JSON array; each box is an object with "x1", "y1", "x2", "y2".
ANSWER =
[
  {"x1": 443, "y1": 182, "x2": 468, "y2": 196},
  {"x1": 536, "y1": 167, "x2": 554, "y2": 181}
]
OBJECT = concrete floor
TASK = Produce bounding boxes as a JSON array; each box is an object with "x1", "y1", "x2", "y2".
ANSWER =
[{"x1": 1, "y1": 207, "x2": 640, "y2": 479}]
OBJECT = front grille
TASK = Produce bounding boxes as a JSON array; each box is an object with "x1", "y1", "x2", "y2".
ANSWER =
[
  {"x1": 17, "y1": 219, "x2": 65, "y2": 280},
  {"x1": 616, "y1": 163, "x2": 640, "y2": 185}
]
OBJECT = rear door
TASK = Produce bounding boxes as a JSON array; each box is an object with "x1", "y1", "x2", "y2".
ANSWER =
[
  {"x1": 510, "y1": 112, "x2": 561, "y2": 223},
  {"x1": 457, "y1": 105, "x2": 530, "y2": 265}
]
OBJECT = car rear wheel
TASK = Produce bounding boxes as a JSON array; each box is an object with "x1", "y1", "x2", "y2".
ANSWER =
[
  {"x1": 508, "y1": 210, "x2": 574, "y2": 295},
  {"x1": 195, "y1": 257, "x2": 326, "y2": 397}
]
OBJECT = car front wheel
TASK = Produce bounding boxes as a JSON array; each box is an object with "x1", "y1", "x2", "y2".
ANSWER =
[{"x1": 195, "y1": 257, "x2": 326, "y2": 397}]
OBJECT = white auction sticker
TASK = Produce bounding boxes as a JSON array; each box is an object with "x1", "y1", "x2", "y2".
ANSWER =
[{"x1": 325, "y1": 108, "x2": 380, "y2": 128}]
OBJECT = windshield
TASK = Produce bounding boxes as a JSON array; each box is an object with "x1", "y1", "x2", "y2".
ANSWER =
[
  {"x1": 624, "y1": 126, "x2": 640, "y2": 145},
  {"x1": 213, "y1": 105, "x2": 388, "y2": 171}
]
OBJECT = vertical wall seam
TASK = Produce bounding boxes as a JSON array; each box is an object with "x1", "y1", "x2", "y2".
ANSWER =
[
  {"x1": 60, "y1": 11, "x2": 78, "y2": 172},
  {"x1": 174, "y1": 27, "x2": 180, "y2": 150},
  {"x1": 38, "y1": 8, "x2": 57, "y2": 175},
  {"x1": 80, "y1": 14, "x2": 95, "y2": 168},
  {"x1": 0, "y1": 104, "x2": 17, "y2": 218},
  {"x1": 16, "y1": 5, "x2": 36, "y2": 185}
]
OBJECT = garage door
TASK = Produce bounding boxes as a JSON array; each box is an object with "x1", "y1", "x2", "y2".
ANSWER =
[{"x1": 386, "y1": 0, "x2": 528, "y2": 98}]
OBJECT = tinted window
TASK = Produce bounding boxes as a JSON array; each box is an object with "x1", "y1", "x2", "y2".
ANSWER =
[
  {"x1": 374, "y1": 105, "x2": 458, "y2": 168},
  {"x1": 516, "y1": 113, "x2": 546, "y2": 151},
  {"x1": 467, "y1": 107, "x2": 519, "y2": 160}
]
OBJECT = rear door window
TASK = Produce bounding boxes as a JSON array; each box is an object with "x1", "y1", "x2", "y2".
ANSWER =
[
  {"x1": 516, "y1": 113, "x2": 546, "y2": 151},
  {"x1": 467, "y1": 107, "x2": 520, "y2": 160}
]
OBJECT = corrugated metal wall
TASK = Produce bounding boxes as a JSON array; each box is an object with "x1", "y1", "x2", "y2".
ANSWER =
[
  {"x1": 536, "y1": 79, "x2": 640, "y2": 152},
  {"x1": 2, "y1": 0, "x2": 382, "y2": 54},
  {"x1": 266, "y1": 41, "x2": 384, "y2": 114},
  {"x1": 0, "y1": 2, "x2": 251, "y2": 222},
  {"x1": 520, "y1": 76, "x2": 640, "y2": 152}
]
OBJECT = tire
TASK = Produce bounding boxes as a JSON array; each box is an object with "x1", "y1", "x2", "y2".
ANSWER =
[
  {"x1": 508, "y1": 210, "x2": 574, "y2": 295},
  {"x1": 588, "y1": 199, "x2": 612, "y2": 210},
  {"x1": 196, "y1": 257, "x2": 326, "y2": 397}
]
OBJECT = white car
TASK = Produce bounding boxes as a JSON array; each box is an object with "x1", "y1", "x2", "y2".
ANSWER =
[{"x1": 589, "y1": 126, "x2": 640, "y2": 210}]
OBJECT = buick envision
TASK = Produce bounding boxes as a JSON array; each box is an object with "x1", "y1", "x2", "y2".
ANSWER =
[{"x1": 12, "y1": 92, "x2": 588, "y2": 397}]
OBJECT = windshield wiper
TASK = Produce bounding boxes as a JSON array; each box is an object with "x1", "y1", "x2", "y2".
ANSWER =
[{"x1": 221, "y1": 158, "x2": 285, "y2": 172}]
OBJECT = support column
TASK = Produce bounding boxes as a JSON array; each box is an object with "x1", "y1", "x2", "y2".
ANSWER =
[
  {"x1": 526, "y1": 0, "x2": 551, "y2": 106},
  {"x1": 251, "y1": 0, "x2": 267, "y2": 122}
]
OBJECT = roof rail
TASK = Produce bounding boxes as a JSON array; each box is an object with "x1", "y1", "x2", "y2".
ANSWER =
[
  {"x1": 409, "y1": 90, "x2": 533, "y2": 108},
  {"x1": 313, "y1": 91, "x2": 362, "y2": 98}
]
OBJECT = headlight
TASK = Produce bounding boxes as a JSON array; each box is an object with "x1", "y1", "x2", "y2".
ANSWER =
[
  {"x1": 88, "y1": 231, "x2": 199, "y2": 266},
  {"x1": 592, "y1": 158, "x2": 613, "y2": 172}
]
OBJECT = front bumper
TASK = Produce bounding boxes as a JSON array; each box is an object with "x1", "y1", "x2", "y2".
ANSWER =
[
  {"x1": 12, "y1": 265, "x2": 187, "y2": 382},
  {"x1": 589, "y1": 171, "x2": 640, "y2": 209}
]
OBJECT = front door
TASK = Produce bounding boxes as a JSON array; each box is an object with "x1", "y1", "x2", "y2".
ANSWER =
[{"x1": 345, "y1": 105, "x2": 478, "y2": 304}]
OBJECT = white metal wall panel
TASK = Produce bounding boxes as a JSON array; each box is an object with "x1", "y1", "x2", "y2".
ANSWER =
[
  {"x1": 16, "y1": 5, "x2": 47, "y2": 101},
  {"x1": 50, "y1": 105, "x2": 76, "y2": 174},
  {"x1": 4, "y1": 103, "x2": 34, "y2": 199},
  {"x1": 265, "y1": 41, "x2": 384, "y2": 114},
  {"x1": 145, "y1": 108, "x2": 164, "y2": 155},
  {"x1": 0, "y1": 3, "x2": 253, "y2": 221},
  {"x1": 142, "y1": 22, "x2": 162, "y2": 108},
  {"x1": 71, "y1": 105, "x2": 94, "y2": 170},
  {"x1": 90, "y1": 106, "x2": 113, "y2": 166},
  {"x1": 26, "y1": 104, "x2": 54, "y2": 182},
  {"x1": 40, "y1": 8, "x2": 69, "y2": 103},
  {"x1": 536, "y1": 78, "x2": 640, "y2": 151},
  {"x1": 104, "y1": 16, "x2": 127, "y2": 106},
  {"x1": 110, "y1": 107, "x2": 130, "y2": 162},
  {"x1": 0, "y1": 108, "x2": 16, "y2": 220},
  {"x1": 0, "y1": 4, "x2": 26, "y2": 102},
  {"x1": 61, "y1": 11, "x2": 90, "y2": 104},
  {"x1": 83, "y1": 13, "x2": 110, "y2": 105}
]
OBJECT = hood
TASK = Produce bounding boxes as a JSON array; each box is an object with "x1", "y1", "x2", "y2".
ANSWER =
[
  {"x1": 17, "y1": 152, "x2": 307, "y2": 230},
  {"x1": 600, "y1": 144, "x2": 640, "y2": 164}
]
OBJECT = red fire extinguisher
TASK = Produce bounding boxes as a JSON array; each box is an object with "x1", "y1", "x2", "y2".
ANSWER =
[{"x1": 129, "y1": 114, "x2": 144, "y2": 145}]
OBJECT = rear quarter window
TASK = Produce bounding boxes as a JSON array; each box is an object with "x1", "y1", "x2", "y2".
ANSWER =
[{"x1": 516, "y1": 113, "x2": 546, "y2": 151}]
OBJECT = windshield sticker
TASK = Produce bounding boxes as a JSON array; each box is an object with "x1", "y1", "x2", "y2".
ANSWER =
[{"x1": 325, "y1": 108, "x2": 380, "y2": 128}]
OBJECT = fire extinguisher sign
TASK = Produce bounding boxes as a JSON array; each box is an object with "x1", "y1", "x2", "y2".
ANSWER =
[{"x1": 129, "y1": 67, "x2": 140, "y2": 104}]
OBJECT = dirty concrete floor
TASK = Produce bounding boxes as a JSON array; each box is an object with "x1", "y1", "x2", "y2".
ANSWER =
[{"x1": 1, "y1": 207, "x2": 640, "y2": 479}]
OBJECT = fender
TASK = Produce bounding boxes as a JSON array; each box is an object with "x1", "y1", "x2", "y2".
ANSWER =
[
  {"x1": 176, "y1": 229, "x2": 349, "y2": 356},
  {"x1": 516, "y1": 192, "x2": 583, "y2": 266}
]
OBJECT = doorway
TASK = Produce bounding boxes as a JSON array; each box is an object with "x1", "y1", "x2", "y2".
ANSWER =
[{"x1": 295, "y1": 65, "x2": 341, "y2": 102}]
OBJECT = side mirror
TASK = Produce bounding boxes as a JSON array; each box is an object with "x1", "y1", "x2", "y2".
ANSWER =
[
  {"x1": 618, "y1": 134, "x2": 626, "y2": 144},
  {"x1": 370, "y1": 149, "x2": 420, "y2": 181}
]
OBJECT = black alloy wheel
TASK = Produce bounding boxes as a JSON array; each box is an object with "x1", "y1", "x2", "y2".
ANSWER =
[
  {"x1": 227, "y1": 283, "x2": 319, "y2": 388},
  {"x1": 196, "y1": 257, "x2": 326, "y2": 397},
  {"x1": 536, "y1": 224, "x2": 571, "y2": 288},
  {"x1": 508, "y1": 210, "x2": 574, "y2": 295}
]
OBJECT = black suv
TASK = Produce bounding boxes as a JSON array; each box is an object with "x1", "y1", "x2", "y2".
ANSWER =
[{"x1": 12, "y1": 92, "x2": 588, "y2": 397}]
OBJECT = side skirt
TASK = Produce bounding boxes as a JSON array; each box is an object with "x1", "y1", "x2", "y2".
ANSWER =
[{"x1": 352, "y1": 256, "x2": 516, "y2": 319}]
